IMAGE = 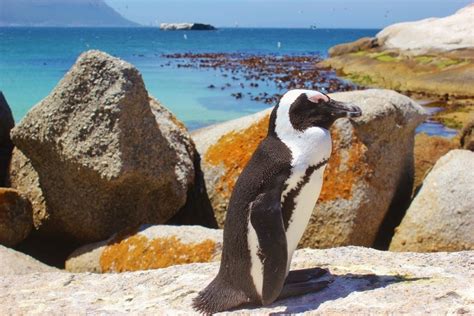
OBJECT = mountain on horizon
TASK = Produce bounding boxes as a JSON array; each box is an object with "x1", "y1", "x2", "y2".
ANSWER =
[{"x1": 0, "y1": 0, "x2": 139, "y2": 27}]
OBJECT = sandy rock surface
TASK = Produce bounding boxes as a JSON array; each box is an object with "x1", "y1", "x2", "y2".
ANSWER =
[
  {"x1": 66, "y1": 225, "x2": 223, "y2": 273},
  {"x1": 9, "y1": 50, "x2": 215, "y2": 242},
  {"x1": 390, "y1": 149, "x2": 474, "y2": 252},
  {"x1": 0, "y1": 245, "x2": 58, "y2": 275},
  {"x1": 1, "y1": 247, "x2": 472, "y2": 314}
]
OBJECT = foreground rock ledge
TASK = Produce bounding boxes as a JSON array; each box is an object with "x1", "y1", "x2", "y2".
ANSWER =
[
  {"x1": 1, "y1": 247, "x2": 472, "y2": 314},
  {"x1": 0, "y1": 245, "x2": 58, "y2": 275}
]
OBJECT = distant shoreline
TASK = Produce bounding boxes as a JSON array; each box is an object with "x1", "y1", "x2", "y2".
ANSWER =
[{"x1": 0, "y1": 26, "x2": 381, "y2": 31}]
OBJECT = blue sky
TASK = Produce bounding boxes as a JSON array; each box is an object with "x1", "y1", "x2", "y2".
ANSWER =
[{"x1": 106, "y1": 0, "x2": 472, "y2": 28}]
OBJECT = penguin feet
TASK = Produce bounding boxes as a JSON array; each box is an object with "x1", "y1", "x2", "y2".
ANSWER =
[
  {"x1": 278, "y1": 268, "x2": 332, "y2": 300},
  {"x1": 285, "y1": 267, "x2": 328, "y2": 284}
]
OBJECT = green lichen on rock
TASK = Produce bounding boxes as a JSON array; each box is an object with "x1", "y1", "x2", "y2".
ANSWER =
[
  {"x1": 322, "y1": 5, "x2": 474, "y2": 111},
  {"x1": 371, "y1": 51, "x2": 399, "y2": 62}
]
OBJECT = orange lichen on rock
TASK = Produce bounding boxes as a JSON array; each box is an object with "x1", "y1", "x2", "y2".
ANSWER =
[
  {"x1": 413, "y1": 133, "x2": 458, "y2": 193},
  {"x1": 319, "y1": 128, "x2": 369, "y2": 202},
  {"x1": 204, "y1": 115, "x2": 270, "y2": 199},
  {"x1": 100, "y1": 235, "x2": 216, "y2": 272}
]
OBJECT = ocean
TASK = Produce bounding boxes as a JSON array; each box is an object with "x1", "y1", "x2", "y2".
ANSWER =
[{"x1": 0, "y1": 27, "x2": 456, "y2": 136}]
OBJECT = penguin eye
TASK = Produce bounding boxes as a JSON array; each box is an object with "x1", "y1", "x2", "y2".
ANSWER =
[{"x1": 308, "y1": 93, "x2": 329, "y2": 104}]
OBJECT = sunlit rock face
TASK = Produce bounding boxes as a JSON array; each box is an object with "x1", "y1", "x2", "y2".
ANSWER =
[
  {"x1": 10, "y1": 50, "x2": 215, "y2": 243},
  {"x1": 390, "y1": 149, "x2": 474, "y2": 252},
  {"x1": 194, "y1": 89, "x2": 426, "y2": 248},
  {"x1": 65, "y1": 225, "x2": 223, "y2": 273},
  {"x1": 1, "y1": 247, "x2": 473, "y2": 314}
]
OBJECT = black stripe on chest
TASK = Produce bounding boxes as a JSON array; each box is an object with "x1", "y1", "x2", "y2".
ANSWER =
[{"x1": 281, "y1": 158, "x2": 329, "y2": 230}]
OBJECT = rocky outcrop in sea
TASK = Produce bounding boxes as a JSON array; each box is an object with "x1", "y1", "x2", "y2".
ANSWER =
[{"x1": 160, "y1": 23, "x2": 216, "y2": 30}]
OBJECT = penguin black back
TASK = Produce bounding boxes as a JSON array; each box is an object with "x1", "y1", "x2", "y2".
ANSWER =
[{"x1": 193, "y1": 105, "x2": 293, "y2": 313}]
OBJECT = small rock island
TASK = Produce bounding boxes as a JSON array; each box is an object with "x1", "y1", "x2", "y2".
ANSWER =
[{"x1": 159, "y1": 23, "x2": 216, "y2": 31}]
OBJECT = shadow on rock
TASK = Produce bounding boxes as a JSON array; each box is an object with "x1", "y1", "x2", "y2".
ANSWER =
[{"x1": 246, "y1": 269, "x2": 425, "y2": 314}]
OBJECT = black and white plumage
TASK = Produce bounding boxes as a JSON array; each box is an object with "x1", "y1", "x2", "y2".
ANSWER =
[{"x1": 193, "y1": 89, "x2": 362, "y2": 314}]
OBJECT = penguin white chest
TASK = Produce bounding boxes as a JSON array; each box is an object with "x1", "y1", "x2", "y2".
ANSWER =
[
  {"x1": 280, "y1": 127, "x2": 331, "y2": 272},
  {"x1": 283, "y1": 165, "x2": 327, "y2": 262}
]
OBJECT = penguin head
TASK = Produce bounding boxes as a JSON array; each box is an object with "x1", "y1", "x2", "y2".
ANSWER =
[{"x1": 274, "y1": 89, "x2": 362, "y2": 132}]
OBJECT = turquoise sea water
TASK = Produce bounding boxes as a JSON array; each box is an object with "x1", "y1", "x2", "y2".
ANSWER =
[
  {"x1": 0, "y1": 27, "x2": 457, "y2": 136},
  {"x1": 0, "y1": 27, "x2": 376, "y2": 128}
]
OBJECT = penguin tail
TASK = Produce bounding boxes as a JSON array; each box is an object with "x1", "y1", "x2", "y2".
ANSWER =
[{"x1": 192, "y1": 276, "x2": 249, "y2": 315}]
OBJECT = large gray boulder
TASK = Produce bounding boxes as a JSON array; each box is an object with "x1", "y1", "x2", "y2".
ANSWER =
[
  {"x1": 1, "y1": 246, "x2": 472, "y2": 314},
  {"x1": 0, "y1": 92, "x2": 14, "y2": 187},
  {"x1": 0, "y1": 245, "x2": 58, "y2": 275},
  {"x1": 390, "y1": 150, "x2": 474, "y2": 252},
  {"x1": 194, "y1": 89, "x2": 426, "y2": 248},
  {"x1": 10, "y1": 50, "x2": 215, "y2": 242},
  {"x1": 66, "y1": 225, "x2": 223, "y2": 273}
]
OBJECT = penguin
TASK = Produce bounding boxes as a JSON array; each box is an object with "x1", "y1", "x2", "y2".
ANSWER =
[{"x1": 193, "y1": 89, "x2": 362, "y2": 314}]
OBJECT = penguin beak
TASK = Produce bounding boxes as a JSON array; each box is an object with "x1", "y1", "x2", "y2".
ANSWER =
[{"x1": 328, "y1": 100, "x2": 362, "y2": 119}]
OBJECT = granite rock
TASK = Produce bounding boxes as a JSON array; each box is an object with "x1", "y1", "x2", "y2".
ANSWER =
[
  {"x1": 194, "y1": 89, "x2": 426, "y2": 248},
  {"x1": 66, "y1": 225, "x2": 223, "y2": 273},
  {"x1": 390, "y1": 149, "x2": 474, "y2": 252},
  {"x1": 0, "y1": 92, "x2": 14, "y2": 187},
  {"x1": 413, "y1": 133, "x2": 458, "y2": 194},
  {"x1": 1, "y1": 247, "x2": 472, "y2": 314},
  {"x1": 321, "y1": 5, "x2": 474, "y2": 101},
  {"x1": 0, "y1": 188, "x2": 33, "y2": 246},
  {"x1": 328, "y1": 37, "x2": 378, "y2": 57},
  {"x1": 10, "y1": 50, "x2": 215, "y2": 242},
  {"x1": 0, "y1": 244, "x2": 58, "y2": 275},
  {"x1": 460, "y1": 120, "x2": 474, "y2": 151},
  {"x1": 377, "y1": 5, "x2": 474, "y2": 54},
  {"x1": 7, "y1": 148, "x2": 46, "y2": 229}
]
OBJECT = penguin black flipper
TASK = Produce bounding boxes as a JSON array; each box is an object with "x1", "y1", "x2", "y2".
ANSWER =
[{"x1": 249, "y1": 175, "x2": 289, "y2": 306}]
